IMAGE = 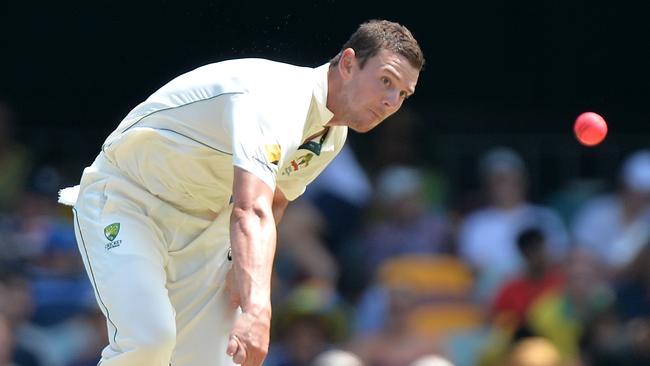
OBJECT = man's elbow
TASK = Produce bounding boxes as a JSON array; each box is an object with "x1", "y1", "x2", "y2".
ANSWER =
[{"x1": 232, "y1": 198, "x2": 274, "y2": 222}]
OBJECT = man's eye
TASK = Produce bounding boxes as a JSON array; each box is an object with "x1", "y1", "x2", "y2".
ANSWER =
[
  {"x1": 382, "y1": 77, "x2": 391, "y2": 86},
  {"x1": 400, "y1": 91, "x2": 408, "y2": 99}
]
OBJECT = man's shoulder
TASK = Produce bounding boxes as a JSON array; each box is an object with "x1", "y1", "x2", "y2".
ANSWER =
[
  {"x1": 198, "y1": 58, "x2": 314, "y2": 77},
  {"x1": 152, "y1": 58, "x2": 317, "y2": 106},
  {"x1": 190, "y1": 58, "x2": 318, "y2": 99}
]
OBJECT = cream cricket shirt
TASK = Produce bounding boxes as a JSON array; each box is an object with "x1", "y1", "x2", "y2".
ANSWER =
[{"x1": 99, "y1": 59, "x2": 347, "y2": 215}]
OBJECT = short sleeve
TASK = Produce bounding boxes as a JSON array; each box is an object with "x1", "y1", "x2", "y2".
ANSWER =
[
  {"x1": 276, "y1": 127, "x2": 347, "y2": 201},
  {"x1": 229, "y1": 93, "x2": 281, "y2": 191}
]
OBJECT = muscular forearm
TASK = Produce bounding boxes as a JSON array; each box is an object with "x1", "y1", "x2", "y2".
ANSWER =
[
  {"x1": 226, "y1": 168, "x2": 275, "y2": 365},
  {"x1": 230, "y1": 205, "x2": 276, "y2": 314}
]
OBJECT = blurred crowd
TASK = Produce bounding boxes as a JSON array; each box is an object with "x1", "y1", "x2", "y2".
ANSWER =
[{"x1": 1, "y1": 98, "x2": 650, "y2": 366}]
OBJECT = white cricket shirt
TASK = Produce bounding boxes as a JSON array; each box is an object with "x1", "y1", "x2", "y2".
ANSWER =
[{"x1": 100, "y1": 59, "x2": 347, "y2": 215}]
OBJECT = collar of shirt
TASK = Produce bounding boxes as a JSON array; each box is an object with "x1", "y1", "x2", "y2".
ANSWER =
[
  {"x1": 312, "y1": 63, "x2": 334, "y2": 124},
  {"x1": 298, "y1": 63, "x2": 340, "y2": 155},
  {"x1": 301, "y1": 63, "x2": 334, "y2": 139}
]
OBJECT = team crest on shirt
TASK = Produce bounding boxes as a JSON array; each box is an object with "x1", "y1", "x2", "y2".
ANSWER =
[
  {"x1": 104, "y1": 223, "x2": 122, "y2": 250},
  {"x1": 281, "y1": 153, "x2": 314, "y2": 176},
  {"x1": 104, "y1": 223, "x2": 120, "y2": 241}
]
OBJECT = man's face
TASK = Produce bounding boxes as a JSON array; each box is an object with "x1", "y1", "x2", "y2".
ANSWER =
[{"x1": 340, "y1": 49, "x2": 420, "y2": 133}]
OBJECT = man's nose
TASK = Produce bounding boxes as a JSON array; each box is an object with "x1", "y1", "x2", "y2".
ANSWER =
[{"x1": 382, "y1": 90, "x2": 401, "y2": 110}]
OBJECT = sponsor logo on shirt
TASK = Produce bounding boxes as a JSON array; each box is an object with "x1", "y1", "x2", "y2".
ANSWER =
[{"x1": 281, "y1": 153, "x2": 314, "y2": 176}]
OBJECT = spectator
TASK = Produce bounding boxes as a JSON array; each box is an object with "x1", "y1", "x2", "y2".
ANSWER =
[
  {"x1": 349, "y1": 256, "x2": 471, "y2": 366},
  {"x1": 266, "y1": 281, "x2": 350, "y2": 366},
  {"x1": 572, "y1": 149, "x2": 650, "y2": 275},
  {"x1": 275, "y1": 145, "x2": 372, "y2": 293},
  {"x1": 525, "y1": 249, "x2": 612, "y2": 363},
  {"x1": 581, "y1": 243, "x2": 650, "y2": 365},
  {"x1": 27, "y1": 221, "x2": 94, "y2": 326},
  {"x1": 614, "y1": 243, "x2": 650, "y2": 321},
  {"x1": 361, "y1": 165, "x2": 451, "y2": 276},
  {"x1": 349, "y1": 285, "x2": 440, "y2": 366},
  {"x1": 2, "y1": 165, "x2": 95, "y2": 327},
  {"x1": 491, "y1": 228, "x2": 565, "y2": 327},
  {"x1": 458, "y1": 147, "x2": 569, "y2": 303},
  {"x1": 0, "y1": 265, "x2": 101, "y2": 366},
  {"x1": 0, "y1": 267, "x2": 41, "y2": 366}
]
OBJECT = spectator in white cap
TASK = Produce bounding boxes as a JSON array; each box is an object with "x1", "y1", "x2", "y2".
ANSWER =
[{"x1": 572, "y1": 149, "x2": 650, "y2": 273}]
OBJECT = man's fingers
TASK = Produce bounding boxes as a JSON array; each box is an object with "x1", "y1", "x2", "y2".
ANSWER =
[
  {"x1": 227, "y1": 335, "x2": 247, "y2": 365},
  {"x1": 233, "y1": 342, "x2": 246, "y2": 365},
  {"x1": 228, "y1": 313, "x2": 268, "y2": 366},
  {"x1": 226, "y1": 336, "x2": 239, "y2": 357}
]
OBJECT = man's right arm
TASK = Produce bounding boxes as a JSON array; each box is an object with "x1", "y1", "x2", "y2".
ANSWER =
[{"x1": 226, "y1": 167, "x2": 276, "y2": 366}]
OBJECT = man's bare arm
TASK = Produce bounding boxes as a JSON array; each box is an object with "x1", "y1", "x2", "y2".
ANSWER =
[{"x1": 226, "y1": 167, "x2": 276, "y2": 366}]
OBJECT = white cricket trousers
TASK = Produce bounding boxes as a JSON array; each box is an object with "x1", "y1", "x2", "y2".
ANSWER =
[{"x1": 71, "y1": 154, "x2": 238, "y2": 366}]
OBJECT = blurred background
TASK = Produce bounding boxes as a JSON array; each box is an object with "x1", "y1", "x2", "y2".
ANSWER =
[{"x1": 1, "y1": 0, "x2": 650, "y2": 365}]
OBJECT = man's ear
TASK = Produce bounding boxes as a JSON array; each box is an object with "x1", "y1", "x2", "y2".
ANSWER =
[{"x1": 338, "y1": 48, "x2": 356, "y2": 80}]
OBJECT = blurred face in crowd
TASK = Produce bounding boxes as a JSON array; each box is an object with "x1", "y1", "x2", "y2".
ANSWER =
[
  {"x1": 383, "y1": 190, "x2": 426, "y2": 223},
  {"x1": 521, "y1": 242, "x2": 548, "y2": 275},
  {"x1": 328, "y1": 48, "x2": 419, "y2": 133},
  {"x1": 486, "y1": 169, "x2": 526, "y2": 208}
]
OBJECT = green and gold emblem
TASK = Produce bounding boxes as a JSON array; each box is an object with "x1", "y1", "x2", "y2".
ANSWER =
[{"x1": 104, "y1": 223, "x2": 120, "y2": 241}]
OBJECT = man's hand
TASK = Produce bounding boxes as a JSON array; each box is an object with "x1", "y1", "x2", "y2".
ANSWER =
[{"x1": 226, "y1": 308, "x2": 271, "y2": 365}]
